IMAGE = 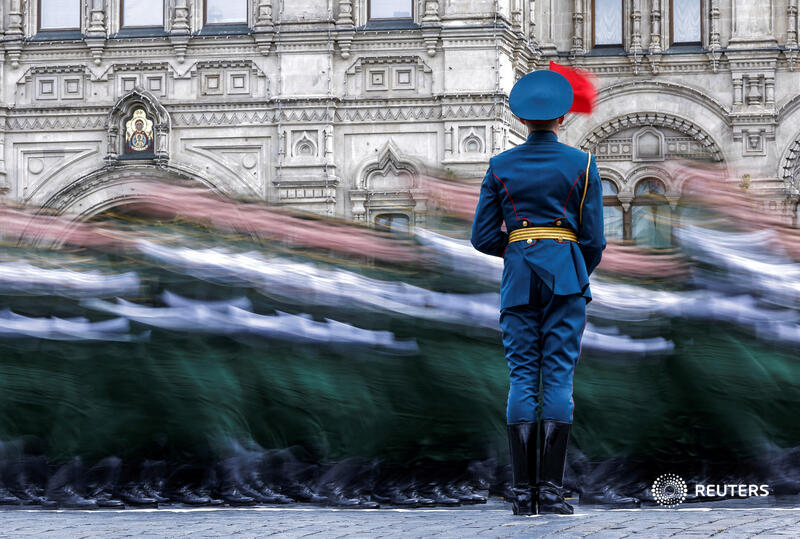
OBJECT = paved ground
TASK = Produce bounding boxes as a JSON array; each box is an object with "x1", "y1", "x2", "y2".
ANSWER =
[{"x1": 2, "y1": 497, "x2": 800, "y2": 538}]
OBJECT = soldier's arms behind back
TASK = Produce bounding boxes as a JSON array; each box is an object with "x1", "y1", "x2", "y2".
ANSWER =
[
  {"x1": 470, "y1": 165, "x2": 509, "y2": 257},
  {"x1": 578, "y1": 155, "x2": 606, "y2": 275}
]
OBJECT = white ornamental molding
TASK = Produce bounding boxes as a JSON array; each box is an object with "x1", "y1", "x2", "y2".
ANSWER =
[{"x1": 578, "y1": 112, "x2": 725, "y2": 163}]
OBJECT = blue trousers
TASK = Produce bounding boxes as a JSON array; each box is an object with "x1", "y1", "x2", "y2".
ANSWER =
[{"x1": 499, "y1": 277, "x2": 586, "y2": 424}]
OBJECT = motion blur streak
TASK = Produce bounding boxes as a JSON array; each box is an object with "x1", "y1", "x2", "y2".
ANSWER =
[{"x1": 1, "y1": 166, "x2": 799, "y2": 508}]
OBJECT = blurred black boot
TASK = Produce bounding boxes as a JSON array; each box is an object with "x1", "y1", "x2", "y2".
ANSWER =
[
  {"x1": 445, "y1": 482, "x2": 487, "y2": 505},
  {"x1": 538, "y1": 420, "x2": 573, "y2": 515},
  {"x1": 219, "y1": 486, "x2": 256, "y2": 506},
  {"x1": 173, "y1": 486, "x2": 219, "y2": 506},
  {"x1": 247, "y1": 477, "x2": 293, "y2": 504},
  {"x1": 118, "y1": 485, "x2": 158, "y2": 507},
  {"x1": 507, "y1": 422, "x2": 537, "y2": 515},
  {"x1": 46, "y1": 459, "x2": 98, "y2": 509},
  {"x1": 281, "y1": 482, "x2": 328, "y2": 504},
  {"x1": 86, "y1": 457, "x2": 125, "y2": 508},
  {"x1": 579, "y1": 485, "x2": 640, "y2": 508},
  {"x1": 421, "y1": 483, "x2": 460, "y2": 506},
  {"x1": 140, "y1": 461, "x2": 170, "y2": 503},
  {"x1": 0, "y1": 485, "x2": 21, "y2": 505}
]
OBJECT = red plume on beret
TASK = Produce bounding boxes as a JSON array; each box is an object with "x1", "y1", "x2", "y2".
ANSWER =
[{"x1": 549, "y1": 61, "x2": 597, "y2": 114}]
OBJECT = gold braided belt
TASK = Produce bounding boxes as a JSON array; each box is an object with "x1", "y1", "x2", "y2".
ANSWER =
[{"x1": 508, "y1": 226, "x2": 578, "y2": 244}]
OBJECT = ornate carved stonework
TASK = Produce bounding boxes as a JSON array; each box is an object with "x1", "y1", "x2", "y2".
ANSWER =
[
  {"x1": 580, "y1": 112, "x2": 725, "y2": 163},
  {"x1": 106, "y1": 89, "x2": 171, "y2": 163}
]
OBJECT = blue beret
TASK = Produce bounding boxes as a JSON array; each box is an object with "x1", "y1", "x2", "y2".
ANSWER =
[{"x1": 509, "y1": 70, "x2": 574, "y2": 121}]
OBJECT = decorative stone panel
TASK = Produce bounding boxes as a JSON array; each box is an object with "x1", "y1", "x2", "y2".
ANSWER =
[
  {"x1": 193, "y1": 61, "x2": 269, "y2": 99},
  {"x1": 345, "y1": 56, "x2": 432, "y2": 97},
  {"x1": 16, "y1": 66, "x2": 89, "y2": 105}
]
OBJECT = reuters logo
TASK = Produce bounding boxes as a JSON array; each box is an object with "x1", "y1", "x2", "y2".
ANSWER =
[{"x1": 651, "y1": 474, "x2": 687, "y2": 508}]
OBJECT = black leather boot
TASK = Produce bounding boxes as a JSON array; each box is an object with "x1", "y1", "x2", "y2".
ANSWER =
[
  {"x1": 579, "y1": 485, "x2": 640, "y2": 508},
  {"x1": 507, "y1": 422, "x2": 537, "y2": 515},
  {"x1": 538, "y1": 420, "x2": 573, "y2": 514}
]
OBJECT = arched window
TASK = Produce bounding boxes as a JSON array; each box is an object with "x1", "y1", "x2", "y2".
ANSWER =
[
  {"x1": 375, "y1": 213, "x2": 410, "y2": 232},
  {"x1": 601, "y1": 179, "x2": 623, "y2": 240},
  {"x1": 593, "y1": 0, "x2": 623, "y2": 47},
  {"x1": 671, "y1": 0, "x2": 702, "y2": 45},
  {"x1": 632, "y1": 179, "x2": 672, "y2": 248}
]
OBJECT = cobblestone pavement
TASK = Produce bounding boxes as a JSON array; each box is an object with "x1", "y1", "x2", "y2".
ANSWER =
[{"x1": 2, "y1": 497, "x2": 800, "y2": 538}]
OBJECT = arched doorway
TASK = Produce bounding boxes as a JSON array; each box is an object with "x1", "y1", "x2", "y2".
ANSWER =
[{"x1": 30, "y1": 163, "x2": 225, "y2": 248}]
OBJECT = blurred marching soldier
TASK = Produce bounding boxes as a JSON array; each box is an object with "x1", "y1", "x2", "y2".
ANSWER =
[{"x1": 470, "y1": 69, "x2": 604, "y2": 515}]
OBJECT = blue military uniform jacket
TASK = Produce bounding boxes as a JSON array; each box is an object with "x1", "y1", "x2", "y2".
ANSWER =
[{"x1": 470, "y1": 130, "x2": 606, "y2": 309}]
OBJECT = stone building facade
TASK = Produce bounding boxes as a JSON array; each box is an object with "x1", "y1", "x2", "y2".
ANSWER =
[{"x1": 0, "y1": 1, "x2": 799, "y2": 239}]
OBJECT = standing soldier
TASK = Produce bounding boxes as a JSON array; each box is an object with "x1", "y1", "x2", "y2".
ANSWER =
[{"x1": 470, "y1": 69, "x2": 605, "y2": 515}]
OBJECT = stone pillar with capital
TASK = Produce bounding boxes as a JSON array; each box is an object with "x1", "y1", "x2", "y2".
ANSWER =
[
  {"x1": 336, "y1": 0, "x2": 355, "y2": 58},
  {"x1": 421, "y1": 1, "x2": 441, "y2": 57},
  {"x1": 254, "y1": 0, "x2": 275, "y2": 55},
  {"x1": 571, "y1": 0, "x2": 585, "y2": 56},
  {"x1": 6, "y1": 0, "x2": 24, "y2": 68},
  {"x1": 170, "y1": 0, "x2": 191, "y2": 63},
  {"x1": 86, "y1": 0, "x2": 108, "y2": 65},
  {"x1": 788, "y1": 1, "x2": 799, "y2": 69},
  {"x1": 630, "y1": 0, "x2": 642, "y2": 54},
  {"x1": 629, "y1": 0, "x2": 643, "y2": 74},
  {"x1": 649, "y1": 0, "x2": 662, "y2": 53}
]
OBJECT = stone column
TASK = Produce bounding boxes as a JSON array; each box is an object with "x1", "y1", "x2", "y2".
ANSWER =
[
  {"x1": 526, "y1": 0, "x2": 541, "y2": 68},
  {"x1": 732, "y1": 76, "x2": 744, "y2": 106},
  {"x1": 170, "y1": 0, "x2": 191, "y2": 63},
  {"x1": 788, "y1": 1, "x2": 798, "y2": 69},
  {"x1": 511, "y1": 0, "x2": 523, "y2": 32},
  {"x1": 6, "y1": 0, "x2": 24, "y2": 68},
  {"x1": 765, "y1": 77, "x2": 775, "y2": 106},
  {"x1": 571, "y1": 0, "x2": 585, "y2": 55},
  {"x1": 86, "y1": 0, "x2": 107, "y2": 65},
  {"x1": 0, "y1": 110, "x2": 8, "y2": 194},
  {"x1": 421, "y1": 1, "x2": 441, "y2": 56},
  {"x1": 335, "y1": 1, "x2": 355, "y2": 58},
  {"x1": 336, "y1": 0, "x2": 353, "y2": 25},
  {"x1": 254, "y1": 0, "x2": 274, "y2": 55},
  {"x1": 631, "y1": 0, "x2": 643, "y2": 54},
  {"x1": 527, "y1": 0, "x2": 538, "y2": 46},
  {"x1": 709, "y1": 0, "x2": 721, "y2": 50},
  {"x1": 649, "y1": 0, "x2": 662, "y2": 53}
]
